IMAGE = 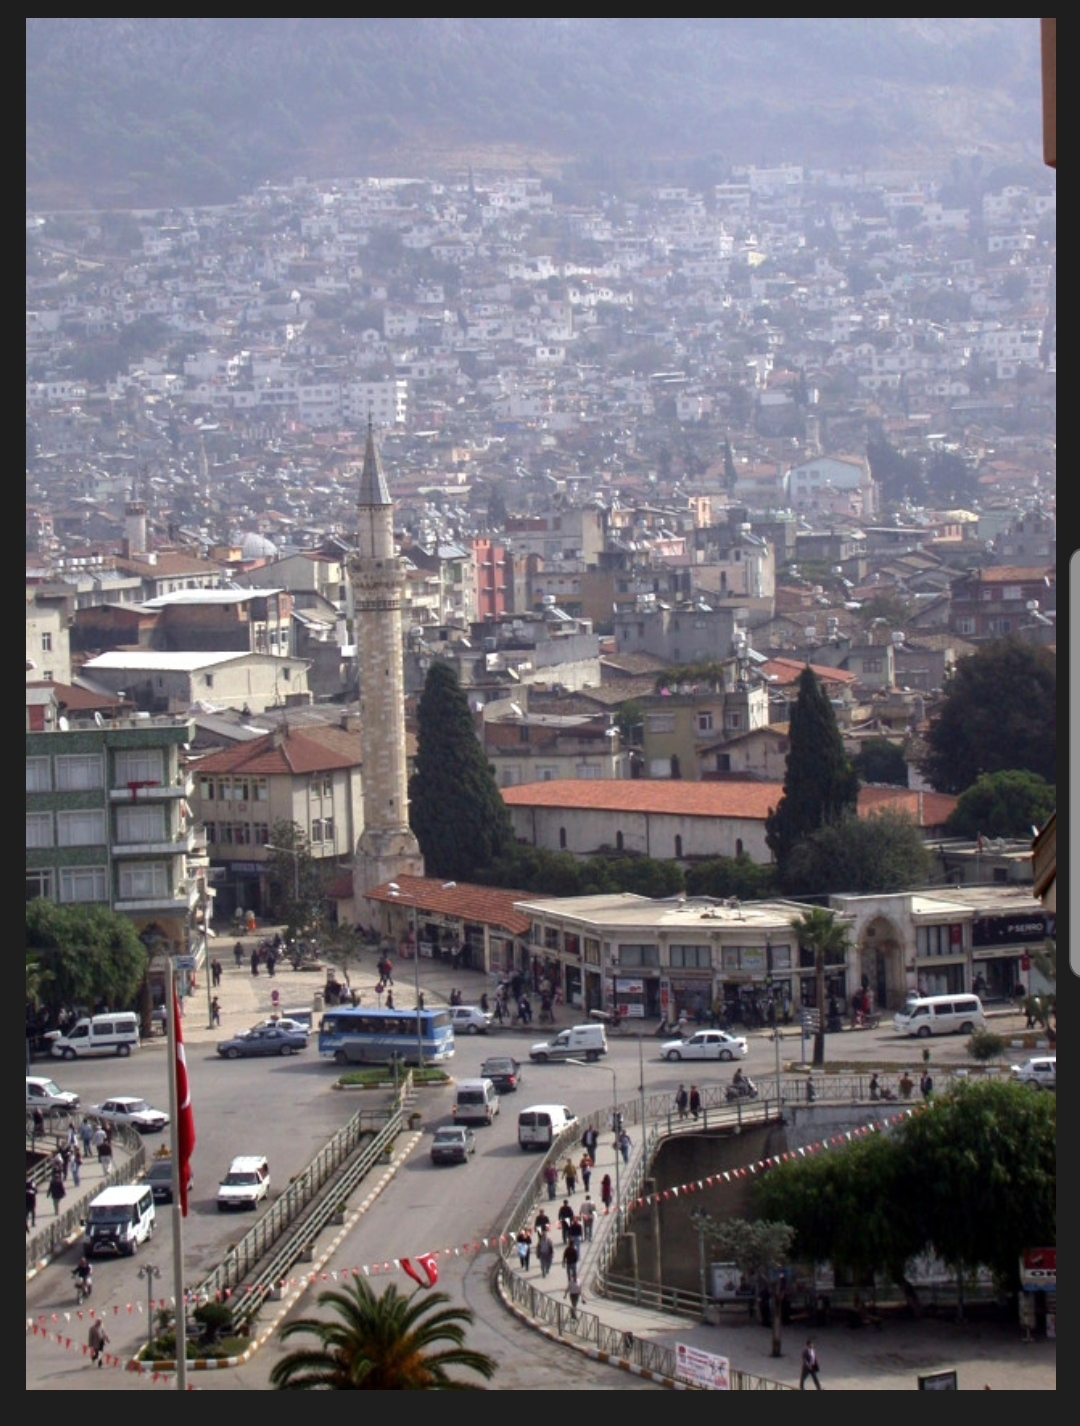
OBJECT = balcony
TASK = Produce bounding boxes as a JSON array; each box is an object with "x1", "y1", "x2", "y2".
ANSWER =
[
  {"x1": 113, "y1": 882, "x2": 200, "y2": 915},
  {"x1": 110, "y1": 774, "x2": 194, "y2": 802},
  {"x1": 111, "y1": 830, "x2": 198, "y2": 858}
]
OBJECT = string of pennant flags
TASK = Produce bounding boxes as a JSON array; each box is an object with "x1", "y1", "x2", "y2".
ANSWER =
[{"x1": 28, "y1": 1103, "x2": 923, "y2": 1376}]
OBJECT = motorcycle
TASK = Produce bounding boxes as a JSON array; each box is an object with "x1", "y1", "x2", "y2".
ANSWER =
[
  {"x1": 724, "y1": 1077, "x2": 759, "y2": 1103},
  {"x1": 73, "y1": 1267, "x2": 93, "y2": 1306}
]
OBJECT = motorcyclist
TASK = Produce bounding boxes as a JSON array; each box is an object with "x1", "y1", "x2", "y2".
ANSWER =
[
  {"x1": 73, "y1": 1255, "x2": 92, "y2": 1300},
  {"x1": 732, "y1": 1067, "x2": 745, "y2": 1086}
]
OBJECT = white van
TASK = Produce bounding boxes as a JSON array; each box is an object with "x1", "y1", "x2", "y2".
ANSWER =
[
  {"x1": 529, "y1": 1023, "x2": 608, "y2": 1063},
  {"x1": 452, "y1": 1077, "x2": 500, "y2": 1125},
  {"x1": 83, "y1": 1184, "x2": 156, "y2": 1257},
  {"x1": 892, "y1": 994, "x2": 985, "y2": 1038},
  {"x1": 52, "y1": 1013, "x2": 140, "y2": 1060},
  {"x1": 518, "y1": 1104, "x2": 577, "y2": 1150}
]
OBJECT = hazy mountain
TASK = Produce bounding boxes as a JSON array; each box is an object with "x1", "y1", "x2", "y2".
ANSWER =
[{"x1": 26, "y1": 18, "x2": 1043, "y2": 209}]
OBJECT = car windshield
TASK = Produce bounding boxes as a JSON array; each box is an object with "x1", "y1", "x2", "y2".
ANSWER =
[
  {"x1": 147, "y1": 1162, "x2": 172, "y2": 1179},
  {"x1": 120, "y1": 1100, "x2": 150, "y2": 1113},
  {"x1": 223, "y1": 1172, "x2": 260, "y2": 1185},
  {"x1": 434, "y1": 1130, "x2": 464, "y2": 1141},
  {"x1": 88, "y1": 1206, "x2": 135, "y2": 1224},
  {"x1": 39, "y1": 1080, "x2": 63, "y2": 1096}
]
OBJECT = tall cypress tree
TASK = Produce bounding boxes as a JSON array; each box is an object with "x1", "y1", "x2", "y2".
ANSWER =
[
  {"x1": 408, "y1": 660, "x2": 514, "y2": 881},
  {"x1": 765, "y1": 666, "x2": 859, "y2": 890}
]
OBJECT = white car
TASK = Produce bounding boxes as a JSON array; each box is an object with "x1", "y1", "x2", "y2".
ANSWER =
[
  {"x1": 449, "y1": 1005, "x2": 493, "y2": 1035},
  {"x1": 27, "y1": 1076, "x2": 80, "y2": 1113},
  {"x1": 248, "y1": 1017, "x2": 310, "y2": 1037},
  {"x1": 661, "y1": 1030, "x2": 748, "y2": 1063},
  {"x1": 1010, "y1": 1055, "x2": 1056, "y2": 1090},
  {"x1": 89, "y1": 1096, "x2": 170, "y2": 1133}
]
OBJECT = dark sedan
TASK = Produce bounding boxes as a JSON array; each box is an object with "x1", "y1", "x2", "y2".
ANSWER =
[
  {"x1": 217, "y1": 1027, "x2": 308, "y2": 1059},
  {"x1": 480, "y1": 1055, "x2": 523, "y2": 1092}
]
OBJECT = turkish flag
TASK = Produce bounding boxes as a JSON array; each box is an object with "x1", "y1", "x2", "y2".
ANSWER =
[
  {"x1": 173, "y1": 979, "x2": 196, "y2": 1216},
  {"x1": 401, "y1": 1253, "x2": 439, "y2": 1289}
]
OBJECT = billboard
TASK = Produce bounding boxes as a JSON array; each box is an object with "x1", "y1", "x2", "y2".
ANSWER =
[{"x1": 674, "y1": 1342, "x2": 730, "y2": 1390}]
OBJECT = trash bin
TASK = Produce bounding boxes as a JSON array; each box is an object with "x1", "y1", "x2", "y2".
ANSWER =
[{"x1": 313, "y1": 991, "x2": 324, "y2": 1014}]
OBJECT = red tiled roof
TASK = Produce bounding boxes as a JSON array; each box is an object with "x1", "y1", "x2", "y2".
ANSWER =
[
  {"x1": 501, "y1": 778, "x2": 956, "y2": 828},
  {"x1": 364, "y1": 875, "x2": 532, "y2": 935},
  {"x1": 760, "y1": 658, "x2": 857, "y2": 688},
  {"x1": 192, "y1": 725, "x2": 360, "y2": 776}
]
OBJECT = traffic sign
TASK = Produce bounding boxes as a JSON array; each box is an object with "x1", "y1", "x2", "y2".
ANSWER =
[{"x1": 174, "y1": 955, "x2": 197, "y2": 970}]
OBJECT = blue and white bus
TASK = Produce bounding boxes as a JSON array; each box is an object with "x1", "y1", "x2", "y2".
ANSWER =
[{"x1": 318, "y1": 1007, "x2": 455, "y2": 1066}]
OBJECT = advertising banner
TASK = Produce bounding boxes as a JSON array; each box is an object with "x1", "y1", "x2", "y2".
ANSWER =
[{"x1": 674, "y1": 1342, "x2": 730, "y2": 1390}]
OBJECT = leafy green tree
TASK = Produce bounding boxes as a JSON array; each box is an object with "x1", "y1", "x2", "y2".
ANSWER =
[
  {"x1": 765, "y1": 667, "x2": 859, "y2": 889},
  {"x1": 786, "y1": 809, "x2": 933, "y2": 896},
  {"x1": 852, "y1": 736, "x2": 909, "y2": 786},
  {"x1": 25, "y1": 900, "x2": 148, "y2": 1014},
  {"x1": 604, "y1": 856, "x2": 684, "y2": 898},
  {"x1": 691, "y1": 1214, "x2": 795, "y2": 1358},
  {"x1": 892, "y1": 1079, "x2": 1056, "y2": 1298},
  {"x1": 921, "y1": 639, "x2": 1056, "y2": 794},
  {"x1": 409, "y1": 661, "x2": 514, "y2": 882},
  {"x1": 789, "y1": 907, "x2": 851, "y2": 1066},
  {"x1": 944, "y1": 769, "x2": 1056, "y2": 840},
  {"x1": 753, "y1": 1133, "x2": 925, "y2": 1312},
  {"x1": 265, "y1": 820, "x2": 325, "y2": 943},
  {"x1": 614, "y1": 699, "x2": 643, "y2": 746},
  {"x1": 270, "y1": 1278, "x2": 496, "y2": 1389},
  {"x1": 684, "y1": 854, "x2": 777, "y2": 900}
]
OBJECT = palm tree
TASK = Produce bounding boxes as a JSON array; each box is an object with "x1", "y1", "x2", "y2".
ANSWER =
[
  {"x1": 790, "y1": 907, "x2": 851, "y2": 1067},
  {"x1": 269, "y1": 1277, "x2": 497, "y2": 1390}
]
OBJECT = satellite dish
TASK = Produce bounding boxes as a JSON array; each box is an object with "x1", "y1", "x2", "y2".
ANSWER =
[
  {"x1": 94, "y1": 711, "x2": 104, "y2": 727},
  {"x1": 58, "y1": 716, "x2": 69, "y2": 731}
]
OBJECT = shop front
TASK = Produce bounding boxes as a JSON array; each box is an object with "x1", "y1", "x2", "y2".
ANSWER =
[{"x1": 972, "y1": 911, "x2": 1054, "y2": 1000}]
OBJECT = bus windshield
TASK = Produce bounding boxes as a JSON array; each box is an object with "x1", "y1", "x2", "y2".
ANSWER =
[{"x1": 318, "y1": 1007, "x2": 454, "y2": 1066}]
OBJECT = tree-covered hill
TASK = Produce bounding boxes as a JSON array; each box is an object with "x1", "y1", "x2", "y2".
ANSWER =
[{"x1": 27, "y1": 19, "x2": 1042, "y2": 209}]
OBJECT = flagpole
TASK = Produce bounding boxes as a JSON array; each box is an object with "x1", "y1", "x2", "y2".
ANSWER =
[{"x1": 165, "y1": 968, "x2": 189, "y2": 1392}]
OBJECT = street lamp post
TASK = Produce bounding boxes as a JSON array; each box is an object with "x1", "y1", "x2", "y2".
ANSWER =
[
  {"x1": 137, "y1": 1262, "x2": 162, "y2": 1358},
  {"x1": 569, "y1": 1058, "x2": 620, "y2": 1235}
]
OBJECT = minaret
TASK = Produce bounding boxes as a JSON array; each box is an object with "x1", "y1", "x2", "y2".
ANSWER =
[{"x1": 350, "y1": 421, "x2": 423, "y2": 920}]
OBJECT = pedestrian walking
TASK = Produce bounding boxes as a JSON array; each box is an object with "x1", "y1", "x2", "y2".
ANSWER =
[
  {"x1": 558, "y1": 1197, "x2": 575, "y2": 1244},
  {"x1": 25, "y1": 1177, "x2": 37, "y2": 1231},
  {"x1": 675, "y1": 1083, "x2": 689, "y2": 1121},
  {"x1": 250, "y1": 948, "x2": 259, "y2": 977},
  {"x1": 211, "y1": 958, "x2": 222, "y2": 987},
  {"x1": 565, "y1": 1277, "x2": 585, "y2": 1319},
  {"x1": 71, "y1": 1146, "x2": 82, "y2": 1188},
  {"x1": 266, "y1": 949, "x2": 277, "y2": 978},
  {"x1": 600, "y1": 1173, "x2": 613, "y2": 1214},
  {"x1": 385, "y1": 989, "x2": 395, "y2": 1011},
  {"x1": 97, "y1": 1128, "x2": 113, "y2": 1176},
  {"x1": 417, "y1": 991, "x2": 425, "y2": 1011},
  {"x1": 568, "y1": 1215, "x2": 584, "y2": 1254},
  {"x1": 515, "y1": 1226, "x2": 532, "y2": 1272},
  {"x1": 543, "y1": 1161, "x2": 559, "y2": 1201},
  {"x1": 579, "y1": 1152, "x2": 592, "y2": 1193},
  {"x1": 617, "y1": 1128, "x2": 632, "y2": 1165},
  {"x1": 31, "y1": 1106, "x2": 45, "y2": 1138},
  {"x1": 88, "y1": 1318, "x2": 109, "y2": 1368},
  {"x1": 210, "y1": 996, "x2": 221, "y2": 1027},
  {"x1": 580, "y1": 1195, "x2": 596, "y2": 1242},
  {"x1": 493, "y1": 996, "x2": 505, "y2": 1025},
  {"x1": 920, "y1": 1071, "x2": 934, "y2": 1100},
  {"x1": 48, "y1": 1170, "x2": 66, "y2": 1215},
  {"x1": 562, "y1": 1156, "x2": 577, "y2": 1195},
  {"x1": 233, "y1": 941, "x2": 244, "y2": 969},
  {"x1": 79, "y1": 1118, "x2": 94, "y2": 1157},
  {"x1": 689, "y1": 1085, "x2": 701, "y2": 1121},
  {"x1": 806, "y1": 1074, "x2": 816, "y2": 1103},
  {"x1": 562, "y1": 1237, "x2": 580, "y2": 1285},
  {"x1": 581, "y1": 1125, "x2": 598, "y2": 1162},
  {"x1": 800, "y1": 1338, "x2": 822, "y2": 1390},
  {"x1": 537, "y1": 1228, "x2": 555, "y2": 1278},
  {"x1": 534, "y1": 1206, "x2": 551, "y2": 1238}
]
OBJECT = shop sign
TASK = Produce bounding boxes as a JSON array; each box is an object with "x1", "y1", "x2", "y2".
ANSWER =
[
  {"x1": 615, "y1": 977, "x2": 644, "y2": 995},
  {"x1": 1020, "y1": 1248, "x2": 1056, "y2": 1291},
  {"x1": 972, "y1": 913, "x2": 1053, "y2": 947}
]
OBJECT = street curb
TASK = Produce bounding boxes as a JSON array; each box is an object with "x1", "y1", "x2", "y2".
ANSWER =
[{"x1": 123, "y1": 1133, "x2": 422, "y2": 1375}]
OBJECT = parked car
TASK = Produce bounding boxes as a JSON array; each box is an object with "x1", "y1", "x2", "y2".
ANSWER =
[
  {"x1": 480, "y1": 1055, "x2": 523, "y2": 1092},
  {"x1": 26, "y1": 1076, "x2": 80, "y2": 1113},
  {"x1": 660, "y1": 1030, "x2": 748, "y2": 1062},
  {"x1": 89, "y1": 1096, "x2": 169, "y2": 1133},
  {"x1": 140, "y1": 1155, "x2": 193, "y2": 1204},
  {"x1": 217, "y1": 1027, "x2": 308, "y2": 1059},
  {"x1": 430, "y1": 1126, "x2": 476, "y2": 1165},
  {"x1": 448, "y1": 1005, "x2": 493, "y2": 1036},
  {"x1": 1010, "y1": 1055, "x2": 1056, "y2": 1090}
]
